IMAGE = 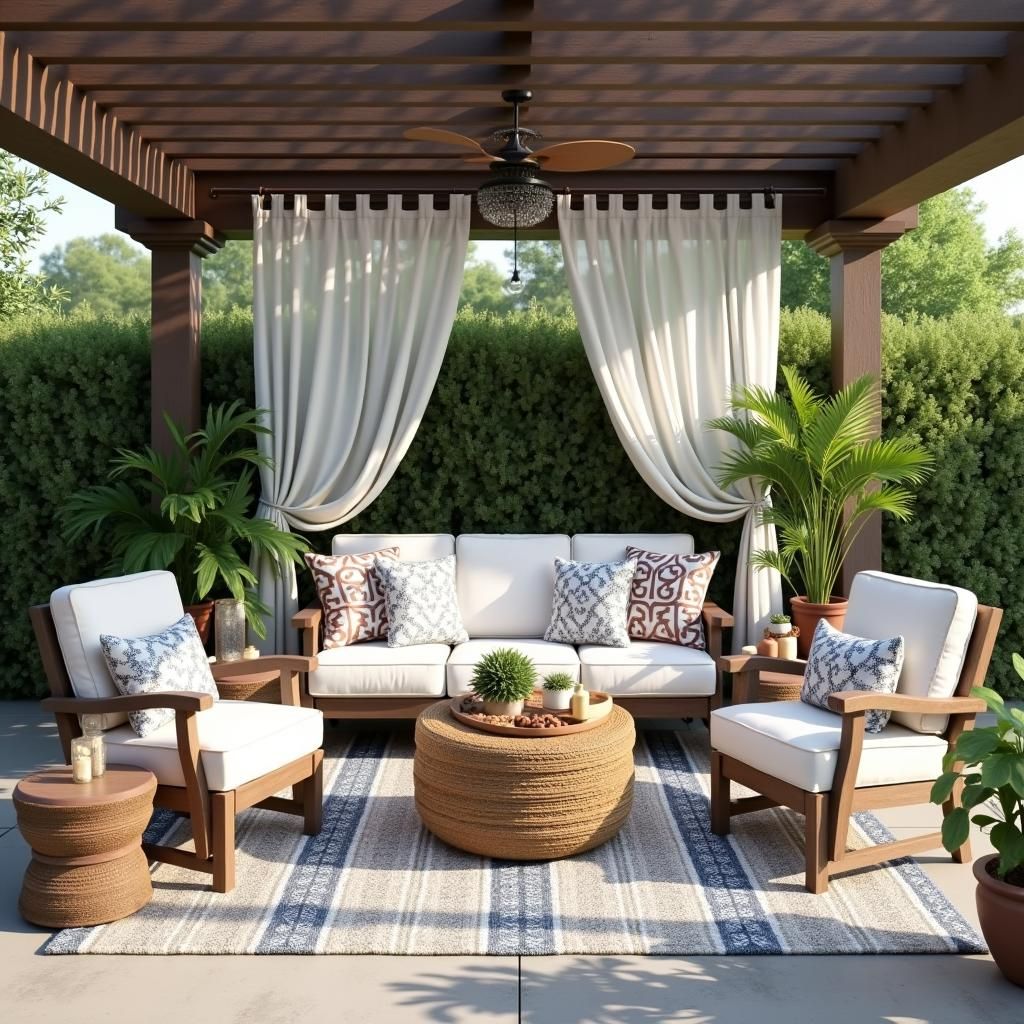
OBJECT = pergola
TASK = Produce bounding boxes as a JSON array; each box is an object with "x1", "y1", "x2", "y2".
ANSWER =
[{"x1": 3, "y1": 2, "x2": 1024, "y2": 588}]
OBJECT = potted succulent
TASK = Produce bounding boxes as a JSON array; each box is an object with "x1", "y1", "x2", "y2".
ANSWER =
[
  {"x1": 767, "y1": 613, "x2": 792, "y2": 637},
  {"x1": 471, "y1": 647, "x2": 538, "y2": 716},
  {"x1": 931, "y1": 656, "x2": 1024, "y2": 987},
  {"x1": 542, "y1": 672, "x2": 576, "y2": 711},
  {"x1": 62, "y1": 402, "x2": 309, "y2": 644},
  {"x1": 709, "y1": 367, "x2": 933, "y2": 656}
]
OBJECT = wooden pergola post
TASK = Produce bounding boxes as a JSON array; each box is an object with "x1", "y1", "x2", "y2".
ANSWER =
[
  {"x1": 115, "y1": 214, "x2": 223, "y2": 454},
  {"x1": 807, "y1": 212, "x2": 916, "y2": 595}
]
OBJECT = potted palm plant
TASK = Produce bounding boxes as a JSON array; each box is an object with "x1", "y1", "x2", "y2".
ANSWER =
[
  {"x1": 708, "y1": 367, "x2": 933, "y2": 654},
  {"x1": 931, "y1": 658, "x2": 1024, "y2": 987},
  {"x1": 62, "y1": 401, "x2": 308, "y2": 643}
]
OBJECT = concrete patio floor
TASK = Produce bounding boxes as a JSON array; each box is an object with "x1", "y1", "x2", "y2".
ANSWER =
[{"x1": 1, "y1": 700, "x2": 1021, "y2": 1024}]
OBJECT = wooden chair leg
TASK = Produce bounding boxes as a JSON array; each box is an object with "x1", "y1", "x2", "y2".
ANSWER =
[
  {"x1": 944, "y1": 778, "x2": 972, "y2": 864},
  {"x1": 804, "y1": 792, "x2": 829, "y2": 894},
  {"x1": 211, "y1": 791, "x2": 236, "y2": 894},
  {"x1": 303, "y1": 750, "x2": 324, "y2": 836},
  {"x1": 710, "y1": 750, "x2": 731, "y2": 836}
]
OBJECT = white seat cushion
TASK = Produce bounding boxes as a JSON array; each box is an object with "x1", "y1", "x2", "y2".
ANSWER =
[
  {"x1": 456, "y1": 534, "x2": 570, "y2": 638},
  {"x1": 711, "y1": 701, "x2": 948, "y2": 793},
  {"x1": 104, "y1": 701, "x2": 323, "y2": 791},
  {"x1": 446, "y1": 638, "x2": 580, "y2": 696},
  {"x1": 578, "y1": 641, "x2": 717, "y2": 696},
  {"x1": 50, "y1": 570, "x2": 186, "y2": 730},
  {"x1": 331, "y1": 533, "x2": 454, "y2": 562},
  {"x1": 571, "y1": 533, "x2": 695, "y2": 563},
  {"x1": 308, "y1": 641, "x2": 450, "y2": 697},
  {"x1": 844, "y1": 571, "x2": 978, "y2": 734}
]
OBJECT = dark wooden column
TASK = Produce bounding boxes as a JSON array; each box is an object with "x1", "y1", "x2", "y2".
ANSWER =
[
  {"x1": 115, "y1": 212, "x2": 223, "y2": 453},
  {"x1": 806, "y1": 212, "x2": 916, "y2": 595}
]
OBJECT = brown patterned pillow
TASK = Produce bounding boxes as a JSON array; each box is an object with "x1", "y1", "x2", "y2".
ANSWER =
[
  {"x1": 625, "y1": 547, "x2": 720, "y2": 649},
  {"x1": 305, "y1": 547, "x2": 399, "y2": 649}
]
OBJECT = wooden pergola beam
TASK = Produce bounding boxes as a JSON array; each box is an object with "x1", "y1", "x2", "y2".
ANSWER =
[
  {"x1": 0, "y1": 33, "x2": 193, "y2": 217},
  {"x1": 835, "y1": 32, "x2": 1024, "y2": 217}
]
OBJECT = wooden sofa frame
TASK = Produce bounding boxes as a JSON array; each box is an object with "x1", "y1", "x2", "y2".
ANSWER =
[
  {"x1": 710, "y1": 604, "x2": 1002, "y2": 893},
  {"x1": 292, "y1": 601, "x2": 734, "y2": 721},
  {"x1": 30, "y1": 604, "x2": 324, "y2": 894}
]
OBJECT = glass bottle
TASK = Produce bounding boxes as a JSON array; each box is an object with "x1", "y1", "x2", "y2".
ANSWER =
[
  {"x1": 215, "y1": 598, "x2": 246, "y2": 663},
  {"x1": 81, "y1": 713, "x2": 106, "y2": 778},
  {"x1": 570, "y1": 682, "x2": 590, "y2": 721}
]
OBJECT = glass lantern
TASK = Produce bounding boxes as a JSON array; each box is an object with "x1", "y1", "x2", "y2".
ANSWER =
[
  {"x1": 215, "y1": 598, "x2": 246, "y2": 663},
  {"x1": 81, "y1": 713, "x2": 106, "y2": 777}
]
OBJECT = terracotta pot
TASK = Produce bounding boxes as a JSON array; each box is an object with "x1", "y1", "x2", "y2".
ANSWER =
[
  {"x1": 974, "y1": 854, "x2": 1024, "y2": 987},
  {"x1": 790, "y1": 595, "x2": 848, "y2": 657},
  {"x1": 482, "y1": 699, "x2": 525, "y2": 718},
  {"x1": 184, "y1": 601, "x2": 215, "y2": 647}
]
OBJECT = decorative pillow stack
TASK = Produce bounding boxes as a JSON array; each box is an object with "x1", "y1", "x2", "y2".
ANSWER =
[
  {"x1": 374, "y1": 554, "x2": 469, "y2": 648},
  {"x1": 544, "y1": 557, "x2": 637, "y2": 647},
  {"x1": 100, "y1": 614, "x2": 220, "y2": 737},
  {"x1": 625, "y1": 546, "x2": 720, "y2": 650},
  {"x1": 305, "y1": 547, "x2": 398, "y2": 649},
  {"x1": 800, "y1": 618, "x2": 905, "y2": 733}
]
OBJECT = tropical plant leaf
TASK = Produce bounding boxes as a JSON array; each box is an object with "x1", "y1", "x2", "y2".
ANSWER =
[
  {"x1": 953, "y1": 727, "x2": 1002, "y2": 763},
  {"x1": 991, "y1": 822, "x2": 1024, "y2": 876},
  {"x1": 929, "y1": 771, "x2": 959, "y2": 804},
  {"x1": 941, "y1": 807, "x2": 970, "y2": 853}
]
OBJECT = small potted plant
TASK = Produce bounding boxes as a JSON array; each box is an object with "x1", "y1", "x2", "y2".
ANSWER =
[
  {"x1": 931, "y1": 655, "x2": 1024, "y2": 987},
  {"x1": 768, "y1": 613, "x2": 791, "y2": 637},
  {"x1": 542, "y1": 672, "x2": 576, "y2": 711},
  {"x1": 470, "y1": 647, "x2": 538, "y2": 716}
]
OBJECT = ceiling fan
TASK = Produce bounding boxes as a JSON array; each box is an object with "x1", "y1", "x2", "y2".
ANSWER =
[{"x1": 403, "y1": 89, "x2": 635, "y2": 228}]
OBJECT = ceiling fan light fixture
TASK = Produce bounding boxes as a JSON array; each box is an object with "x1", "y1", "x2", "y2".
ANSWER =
[{"x1": 476, "y1": 164, "x2": 554, "y2": 229}]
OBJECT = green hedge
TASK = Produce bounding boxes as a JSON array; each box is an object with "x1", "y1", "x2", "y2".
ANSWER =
[{"x1": 1, "y1": 305, "x2": 1022, "y2": 698}]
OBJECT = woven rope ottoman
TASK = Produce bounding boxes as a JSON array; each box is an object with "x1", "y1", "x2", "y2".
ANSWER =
[{"x1": 414, "y1": 701, "x2": 635, "y2": 860}]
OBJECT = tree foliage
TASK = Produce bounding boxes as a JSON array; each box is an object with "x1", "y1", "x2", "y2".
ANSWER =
[{"x1": 40, "y1": 234, "x2": 150, "y2": 318}]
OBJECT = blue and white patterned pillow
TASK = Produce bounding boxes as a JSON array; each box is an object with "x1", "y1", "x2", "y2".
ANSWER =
[
  {"x1": 800, "y1": 618, "x2": 905, "y2": 732},
  {"x1": 374, "y1": 555, "x2": 469, "y2": 648},
  {"x1": 544, "y1": 557, "x2": 637, "y2": 648},
  {"x1": 100, "y1": 614, "x2": 219, "y2": 737}
]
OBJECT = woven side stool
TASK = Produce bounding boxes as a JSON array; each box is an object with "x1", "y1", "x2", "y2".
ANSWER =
[{"x1": 14, "y1": 764, "x2": 157, "y2": 928}]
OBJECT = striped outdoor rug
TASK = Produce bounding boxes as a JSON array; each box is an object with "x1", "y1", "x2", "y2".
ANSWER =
[{"x1": 47, "y1": 722, "x2": 984, "y2": 955}]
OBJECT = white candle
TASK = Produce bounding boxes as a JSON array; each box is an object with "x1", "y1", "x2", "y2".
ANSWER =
[
  {"x1": 89, "y1": 735, "x2": 106, "y2": 777},
  {"x1": 71, "y1": 742, "x2": 93, "y2": 784},
  {"x1": 741, "y1": 645, "x2": 758, "y2": 656},
  {"x1": 778, "y1": 635, "x2": 799, "y2": 661}
]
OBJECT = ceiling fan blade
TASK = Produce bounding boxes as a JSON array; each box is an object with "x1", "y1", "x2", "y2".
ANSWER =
[
  {"x1": 531, "y1": 140, "x2": 635, "y2": 172},
  {"x1": 403, "y1": 126, "x2": 492, "y2": 157},
  {"x1": 462, "y1": 154, "x2": 497, "y2": 164}
]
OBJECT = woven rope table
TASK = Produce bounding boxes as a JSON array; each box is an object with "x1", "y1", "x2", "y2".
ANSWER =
[
  {"x1": 14, "y1": 764, "x2": 156, "y2": 928},
  {"x1": 414, "y1": 701, "x2": 635, "y2": 860}
]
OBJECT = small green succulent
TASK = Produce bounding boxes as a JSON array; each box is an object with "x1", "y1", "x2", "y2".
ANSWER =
[
  {"x1": 770, "y1": 613, "x2": 791, "y2": 625},
  {"x1": 471, "y1": 647, "x2": 538, "y2": 703},
  {"x1": 543, "y1": 672, "x2": 576, "y2": 692}
]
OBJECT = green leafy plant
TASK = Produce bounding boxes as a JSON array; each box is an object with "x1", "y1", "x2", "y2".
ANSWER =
[
  {"x1": 543, "y1": 671, "x2": 576, "y2": 692},
  {"x1": 470, "y1": 647, "x2": 538, "y2": 703},
  {"x1": 931, "y1": 655, "x2": 1024, "y2": 884},
  {"x1": 708, "y1": 366, "x2": 933, "y2": 604},
  {"x1": 769, "y1": 613, "x2": 791, "y2": 625},
  {"x1": 61, "y1": 400, "x2": 308, "y2": 639}
]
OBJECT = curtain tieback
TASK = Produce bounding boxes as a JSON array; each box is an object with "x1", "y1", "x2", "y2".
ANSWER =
[{"x1": 256, "y1": 498, "x2": 292, "y2": 518}]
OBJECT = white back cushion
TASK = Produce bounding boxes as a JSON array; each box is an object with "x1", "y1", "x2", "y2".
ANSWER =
[
  {"x1": 50, "y1": 571, "x2": 186, "y2": 729},
  {"x1": 457, "y1": 534, "x2": 571, "y2": 637},
  {"x1": 572, "y1": 533, "x2": 696, "y2": 563},
  {"x1": 331, "y1": 533, "x2": 454, "y2": 562},
  {"x1": 844, "y1": 571, "x2": 978, "y2": 734}
]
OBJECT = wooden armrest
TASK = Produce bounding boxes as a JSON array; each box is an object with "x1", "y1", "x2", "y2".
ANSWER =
[
  {"x1": 212, "y1": 655, "x2": 318, "y2": 679},
  {"x1": 42, "y1": 691, "x2": 214, "y2": 715},
  {"x1": 828, "y1": 692, "x2": 987, "y2": 716},
  {"x1": 702, "y1": 602, "x2": 735, "y2": 628},
  {"x1": 719, "y1": 654, "x2": 806, "y2": 677},
  {"x1": 292, "y1": 605, "x2": 322, "y2": 630}
]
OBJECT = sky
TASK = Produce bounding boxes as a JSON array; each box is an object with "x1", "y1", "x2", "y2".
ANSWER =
[{"x1": 25, "y1": 155, "x2": 1024, "y2": 276}]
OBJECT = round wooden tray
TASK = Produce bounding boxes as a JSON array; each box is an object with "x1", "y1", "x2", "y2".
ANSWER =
[{"x1": 450, "y1": 690, "x2": 613, "y2": 738}]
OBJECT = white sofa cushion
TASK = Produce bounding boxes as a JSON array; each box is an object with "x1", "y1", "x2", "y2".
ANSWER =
[
  {"x1": 457, "y1": 533, "x2": 570, "y2": 638},
  {"x1": 447, "y1": 638, "x2": 580, "y2": 696},
  {"x1": 308, "y1": 641, "x2": 449, "y2": 697},
  {"x1": 103, "y1": 701, "x2": 323, "y2": 791},
  {"x1": 844, "y1": 571, "x2": 978, "y2": 734},
  {"x1": 332, "y1": 533, "x2": 454, "y2": 562},
  {"x1": 572, "y1": 533, "x2": 695, "y2": 563},
  {"x1": 50, "y1": 570, "x2": 186, "y2": 730},
  {"x1": 711, "y1": 701, "x2": 948, "y2": 793},
  {"x1": 578, "y1": 641, "x2": 717, "y2": 696}
]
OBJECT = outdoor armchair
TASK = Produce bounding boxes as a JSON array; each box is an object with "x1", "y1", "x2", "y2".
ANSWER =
[
  {"x1": 30, "y1": 570, "x2": 325, "y2": 894},
  {"x1": 710, "y1": 571, "x2": 1002, "y2": 893}
]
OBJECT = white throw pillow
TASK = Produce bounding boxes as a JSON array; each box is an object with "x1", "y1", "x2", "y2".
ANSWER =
[
  {"x1": 374, "y1": 555, "x2": 469, "y2": 648},
  {"x1": 800, "y1": 618, "x2": 905, "y2": 733},
  {"x1": 544, "y1": 557, "x2": 637, "y2": 648},
  {"x1": 100, "y1": 613, "x2": 219, "y2": 737}
]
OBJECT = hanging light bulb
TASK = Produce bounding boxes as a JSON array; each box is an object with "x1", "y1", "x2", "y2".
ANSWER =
[{"x1": 507, "y1": 218, "x2": 526, "y2": 294}]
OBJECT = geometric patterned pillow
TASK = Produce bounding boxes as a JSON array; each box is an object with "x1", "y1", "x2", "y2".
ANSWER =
[
  {"x1": 373, "y1": 555, "x2": 469, "y2": 648},
  {"x1": 100, "y1": 614, "x2": 220, "y2": 738},
  {"x1": 304, "y1": 547, "x2": 399, "y2": 649},
  {"x1": 625, "y1": 547, "x2": 720, "y2": 649},
  {"x1": 543, "y1": 557, "x2": 637, "y2": 648},
  {"x1": 800, "y1": 618, "x2": 905, "y2": 733}
]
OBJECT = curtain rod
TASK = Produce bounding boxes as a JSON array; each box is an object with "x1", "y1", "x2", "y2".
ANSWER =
[{"x1": 208, "y1": 186, "x2": 826, "y2": 199}]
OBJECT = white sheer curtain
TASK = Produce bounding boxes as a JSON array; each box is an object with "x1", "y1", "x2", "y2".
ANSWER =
[
  {"x1": 252, "y1": 193, "x2": 471, "y2": 651},
  {"x1": 558, "y1": 192, "x2": 782, "y2": 649}
]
